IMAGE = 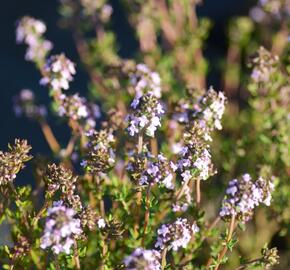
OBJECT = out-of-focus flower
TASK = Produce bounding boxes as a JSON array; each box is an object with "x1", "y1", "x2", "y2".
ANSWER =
[
  {"x1": 249, "y1": 47, "x2": 279, "y2": 84},
  {"x1": 219, "y1": 174, "x2": 275, "y2": 223},
  {"x1": 40, "y1": 201, "x2": 82, "y2": 254},
  {"x1": 55, "y1": 93, "x2": 101, "y2": 131},
  {"x1": 123, "y1": 248, "x2": 161, "y2": 270},
  {"x1": 129, "y1": 64, "x2": 162, "y2": 99},
  {"x1": 13, "y1": 89, "x2": 47, "y2": 120},
  {"x1": 40, "y1": 54, "x2": 76, "y2": 91},
  {"x1": 155, "y1": 218, "x2": 199, "y2": 251},
  {"x1": 16, "y1": 16, "x2": 53, "y2": 64}
]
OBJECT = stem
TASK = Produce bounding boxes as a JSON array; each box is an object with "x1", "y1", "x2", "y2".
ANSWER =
[
  {"x1": 234, "y1": 258, "x2": 261, "y2": 270},
  {"x1": 54, "y1": 255, "x2": 60, "y2": 270},
  {"x1": 211, "y1": 215, "x2": 236, "y2": 270},
  {"x1": 134, "y1": 134, "x2": 143, "y2": 233},
  {"x1": 161, "y1": 248, "x2": 168, "y2": 270},
  {"x1": 138, "y1": 135, "x2": 143, "y2": 154},
  {"x1": 150, "y1": 138, "x2": 158, "y2": 156},
  {"x1": 64, "y1": 134, "x2": 78, "y2": 158},
  {"x1": 32, "y1": 201, "x2": 50, "y2": 227},
  {"x1": 141, "y1": 185, "x2": 151, "y2": 246},
  {"x1": 39, "y1": 121, "x2": 60, "y2": 154},
  {"x1": 73, "y1": 239, "x2": 81, "y2": 270},
  {"x1": 175, "y1": 178, "x2": 190, "y2": 201},
  {"x1": 196, "y1": 179, "x2": 201, "y2": 206},
  {"x1": 100, "y1": 238, "x2": 108, "y2": 270}
]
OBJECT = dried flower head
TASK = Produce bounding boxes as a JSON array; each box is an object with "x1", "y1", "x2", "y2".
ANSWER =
[
  {"x1": 155, "y1": 218, "x2": 199, "y2": 251},
  {"x1": 12, "y1": 235, "x2": 30, "y2": 259},
  {"x1": 40, "y1": 201, "x2": 83, "y2": 254},
  {"x1": 40, "y1": 54, "x2": 76, "y2": 91},
  {"x1": 123, "y1": 248, "x2": 161, "y2": 270},
  {"x1": 261, "y1": 246, "x2": 279, "y2": 269},
  {"x1": 45, "y1": 164, "x2": 82, "y2": 210},
  {"x1": 0, "y1": 139, "x2": 32, "y2": 185},
  {"x1": 80, "y1": 206, "x2": 106, "y2": 231},
  {"x1": 219, "y1": 174, "x2": 275, "y2": 223},
  {"x1": 81, "y1": 129, "x2": 115, "y2": 174}
]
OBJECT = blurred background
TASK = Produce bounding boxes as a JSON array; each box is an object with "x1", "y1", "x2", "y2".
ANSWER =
[{"x1": 0, "y1": 0, "x2": 254, "y2": 154}]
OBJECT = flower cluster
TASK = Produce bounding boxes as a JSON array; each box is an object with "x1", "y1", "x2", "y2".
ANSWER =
[
  {"x1": 45, "y1": 164, "x2": 82, "y2": 210},
  {"x1": 126, "y1": 93, "x2": 164, "y2": 137},
  {"x1": 81, "y1": 129, "x2": 115, "y2": 174},
  {"x1": 13, "y1": 89, "x2": 47, "y2": 120},
  {"x1": 175, "y1": 88, "x2": 226, "y2": 183},
  {"x1": 123, "y1": 248, "x2": 161, "y2": 270},
  {"x1": 250, "y1": 0, "x2": 290, "y2": 22},
  {"x1": 40, "y1": 201, "x2": 83, "y2": 254},
  {"x1": 195, "y1": 87, "x2": 227, "y2": 132},
  {"x1": 129, "y1": 64, "x2": 162, "y2": 99},
  {"x1": 16, "y1": 16, "x2": 52, "y2": 64},
  {"x1": 177, "y1": 122, "x2": 216, "y2": 183},
  {"x1": 127, "y1": 151, "x2": 176, "y2": 189},
  {"x1": 56, "y1": 93, "x2": 101, "y2": 131},
  {"x1": 250, "y1": 46, "x2": 279, "y2": 84},
  {"x1": 219, "y1": 174, "x2": 275, "y2": 222},
  {"x1": 0, "y1": 139, "x2": 32, "y2": 185},
  {"x1": 155, "y1": 218, "x2": 199, "y2": 251},
  {"x1": 40, "y1": 54, "x2": 76, "y2": 91}
]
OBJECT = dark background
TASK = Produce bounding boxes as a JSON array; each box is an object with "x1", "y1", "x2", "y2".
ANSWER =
[{"x1": 0, "y1": 0, "x2": 254, "y2": 158}]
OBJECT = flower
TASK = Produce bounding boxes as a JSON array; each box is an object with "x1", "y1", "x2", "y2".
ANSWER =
[
  {"x1": 16, "y1": 16, "x2": 52, "y2": 64},
  {"x1": 219, "y1": 174, "x2": 275, "y2": 222},
  {"x1": 13, "y1": 89, "x2": 47, "y2": 120},
  {"x1": 40, "y1": 54, "x2": 76, "y2": 91},
  {"x1": 127, "y1": 150, "x2": 176, "y2": 189},
  {"x1": 130, "y1": 64, "x2": 162, "y2": 99},
  {"x1": 155, "y1": 218, "x2": 199, "y2": 251},
  {"x1": 123, "y1": 248, "x2": 161, "y2": 270},
  {"x1": 249, "y1": 47, "x2": 279, "y2": 84},
  {"x1": 55, "y1": 93, "x2": 100, "y2": 131},
  {"x1": 126, "y1": 93, "x2": 164, "y2": 137},
  {"x1": 40, "y1": 201, "x2": 83, "y2": 254}
]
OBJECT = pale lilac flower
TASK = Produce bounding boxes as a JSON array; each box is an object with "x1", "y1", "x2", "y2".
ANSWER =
[
  {"x1": 155, "y1": 218, "x2": 199, "y2": 251},
  {"x1": 40, "y1": 54, "x2": 76, "y2": 91},
  {"x1": 220, "y1": 174, "x2": 275, "y2": 223},
  {"x1": 130, "y1": 64, "x2": 162, "y2": 99},
  {"x1": 124, "y1": 248, "x2": 161, "y2": 270},
  {"x1": 40, "y1": 201, "x2": 82, "y2": 254},
  {"x1": 16, "y1": 16, "x2": 52, "y2": 64},
  {"x1": 126, "y1": 93, "x2": 164, "y2": 137}
]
